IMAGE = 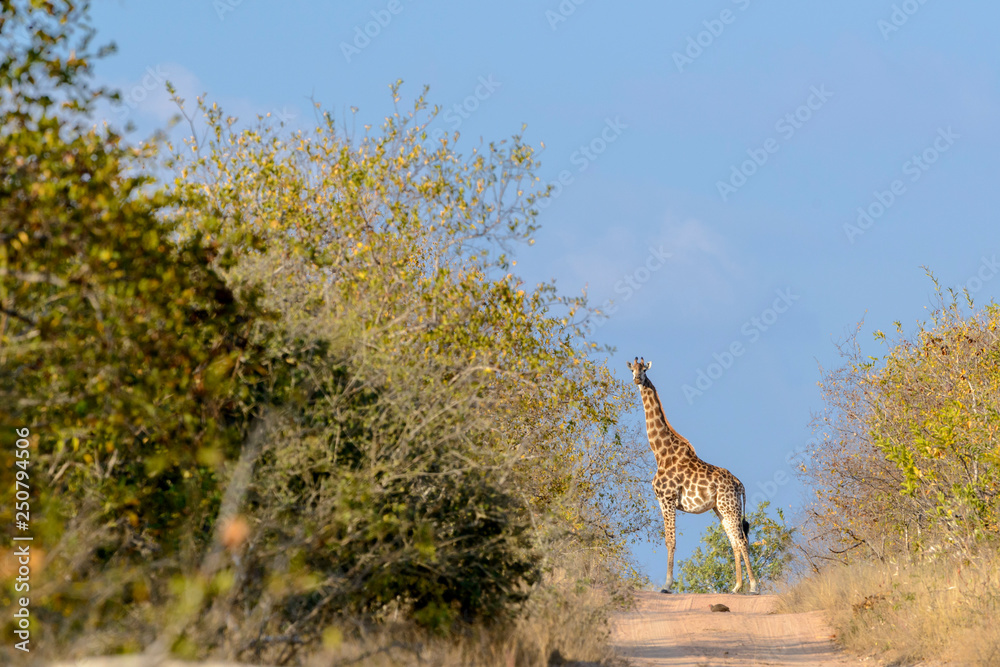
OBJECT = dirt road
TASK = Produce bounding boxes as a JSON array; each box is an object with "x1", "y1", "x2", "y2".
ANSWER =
[{"x1": 612, "y1": 591, "x2": 856, "y2": 666}]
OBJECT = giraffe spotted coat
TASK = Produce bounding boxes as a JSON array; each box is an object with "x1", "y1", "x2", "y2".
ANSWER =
[{"x1": 628, "y1": 356, "x2": 758, "y2": 594}]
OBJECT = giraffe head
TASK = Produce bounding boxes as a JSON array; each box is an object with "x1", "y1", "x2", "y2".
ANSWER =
[{"x1": 626, "y1": 356, "x2": 652, "y2": 385}]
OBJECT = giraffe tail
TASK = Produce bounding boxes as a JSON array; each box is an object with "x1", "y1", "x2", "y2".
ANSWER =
[{"x1": 740, "y1": 482, "x2": 750, "y2": 541}]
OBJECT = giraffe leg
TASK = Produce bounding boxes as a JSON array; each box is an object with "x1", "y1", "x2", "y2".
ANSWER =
[
  {"x1": 658, "y1": 495, "x2": 676, "y2": 593},
  {"x1": 719, "y1": 513, "x2": 746, "y2": 593},
  {"x1": 721, "y1": 512, "x2": 758, "y2": 594},
  {"x1": 742, "y1": 517, "x2": 759, "y2": 595}
]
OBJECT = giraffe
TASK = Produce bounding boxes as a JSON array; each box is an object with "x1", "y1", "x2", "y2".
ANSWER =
[{"x1": 627, "y1": 356, "x2": 758, "y2": 594}]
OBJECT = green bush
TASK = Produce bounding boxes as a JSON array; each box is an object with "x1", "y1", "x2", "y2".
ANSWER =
[
  {"x1": 0, "y1": 0, "x2": 269, "y2": 650},
  {"x1": 0, "y1": 3, "x2": 650, "y2": 662},
  {"x1": 803, "y1": 279, "x2": 1000, "y2": 559},
  {"x1": 674, "y1": 502, "x2": 794, "y2": 593}
]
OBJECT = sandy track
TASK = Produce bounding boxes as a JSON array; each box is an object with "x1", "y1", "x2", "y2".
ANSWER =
[{"x1": 612, "y1": 591, "x2": 857, "y2": 666}]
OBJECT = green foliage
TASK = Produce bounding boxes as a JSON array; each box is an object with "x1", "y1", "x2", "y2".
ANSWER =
[
  {"x1": 0, "y1": 2, "x2": 650, "y2": 661},
  {"x1": 1, "y1": 0, "x2": 269, "y2": 645},
  {"x1": 870, "y1": 298, "x2": 1000, "y2": 543},
  {"x1": 229, "y1": 346, "x2": 543, "y2": 639},
  {"x1": 804, "y1": 278, "x2": 1000, "y2": 559},
  {"x1": 159, "y1": 85, "x2": 650, "y2": 540},
  {"x1": 674, "y1": 502, "x2": 794, "y2": 593},
  {"x1": 146, "y1": 87, "x2": 652, "y2": 653}
]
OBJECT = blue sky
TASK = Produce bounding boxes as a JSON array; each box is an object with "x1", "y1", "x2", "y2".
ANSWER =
[{"x1": 89, "y1": 0, "x2": 1000, "y2": 586}]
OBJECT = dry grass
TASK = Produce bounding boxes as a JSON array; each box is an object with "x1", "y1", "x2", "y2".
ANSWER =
[
  {"x1": 779, "y1": 550, "x2": 1000, "y2": 665},
  {"x1": 305, "y1": 557, "x2": 632, "y2": 667},
  {"x1": 35, "y1": 556, "x2": 631, "y2": 667}
]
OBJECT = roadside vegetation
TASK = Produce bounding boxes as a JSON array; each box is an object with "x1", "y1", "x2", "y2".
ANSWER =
[
  {"x1": 20, "y1": 3, "x2": 999, "y2": 665},
  {"x1": 783, "y1": 278, "x2": 1000, "y2": 665},
  {"x1": 673, "y1": 501, "x2": 794, "y2": 594},
  {"x1": 0, "y1": 2, "x2": 650, "y2": 664}
]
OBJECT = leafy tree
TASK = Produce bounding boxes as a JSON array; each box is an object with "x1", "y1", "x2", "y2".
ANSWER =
[
  {"x1": 1, "y1": 0, "x2": 272, "y2": 654},
  {"x1": 674, "y1": 502, "x2": 794, "y2": 593},
  {"x1": 1, "y1": 1, "x2": 651, "y2": 662},
  {"x1": 144, "y1": 88, "x2": 653, "y2": 657},
  {"x1": 803, "y1": 278, "x2": 1000, "y2": 560},
  {"x1": 159, "y1": 89, "x2": 651, "y2": 544}
]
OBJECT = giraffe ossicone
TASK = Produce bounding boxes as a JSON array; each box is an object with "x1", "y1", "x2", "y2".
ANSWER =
[{"x1": 627, "y1": 356, "x2": 758, "y2": 594}]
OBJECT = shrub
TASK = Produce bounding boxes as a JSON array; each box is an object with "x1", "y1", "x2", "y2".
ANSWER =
[
  {"x1": 674, "y1": 502, "x2": 794, "y2": 593},
  {"x1": 0, "y1": 3, "x2": 649, "y2": 662},
  {"x1": 802, "y1": 277, "x2": 1000, "y2": 559},
  {"x1": 790, "y1": 275, "x2": 1000, "y2": 665}
]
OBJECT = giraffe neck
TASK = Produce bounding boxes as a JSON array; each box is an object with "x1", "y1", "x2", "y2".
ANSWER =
[{"x1": 639, "y1": 379, "x2": 698, "y2": 463}]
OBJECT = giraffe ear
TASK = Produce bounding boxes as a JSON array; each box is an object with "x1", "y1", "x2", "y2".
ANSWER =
[
  {"x1": 626, "y1": 361, "x2": 634, "y2": 370},
  {"x1": 644, "y1": 361, "x2": 652, "y2": 370}
]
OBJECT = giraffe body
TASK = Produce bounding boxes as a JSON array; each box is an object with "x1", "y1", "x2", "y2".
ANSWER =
[{"x1": 628, "y1": 357, "x2": 758, "y2": 594}]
